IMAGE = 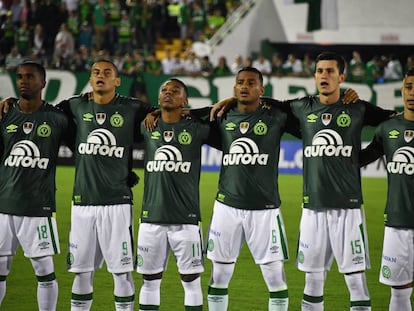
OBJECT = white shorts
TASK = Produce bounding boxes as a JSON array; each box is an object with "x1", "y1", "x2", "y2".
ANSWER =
[
  {"x1": 297, "y1": 208, "x2": 370, "y2": 273},
  {"x1": 136, "y1": 223, "x2": 204, "y2": 275},
  {"x1": 0, "y1": 213, "x2": 60, "y2": 258},
  {"x1": 206, "y1": 201, "x2": 288, "y2": 264},
  {"x1": 380, "y1": 226, "x2": 414, "y2": 286},
  {"x1": 67, "y1": 204, "x2": 134, "y2": 273}
]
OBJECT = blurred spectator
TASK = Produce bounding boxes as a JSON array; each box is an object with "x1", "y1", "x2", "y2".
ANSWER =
[
  {"x1": 121, "y1": 52, "x2": 136, "y2": 76},
  {"x1": 145, "y1": 52, "x2": 162, "y2": 75},
  {"x1": 190, "y1": 1, "x2": 207, "y2": 41},
  {"x1": 148, "y1": 0, "x2": 165, "y2": 44},
  {"x1": 170, "y1": 52, "x2": 184, "y2": 75},
  {"x1": 78, "y1": 0, "x2": 92, "y2": 24},
  {"x1": 113, "y1": 51, "x2": 125, "y2": 72},
  {"x1": 230, "y1": 54, "x2": 243, "y2": 74},
  {"x1": 252, "y1": 53, "x2": 271, "y2": 75},
  {"x1": 165, "y1": 0, "x2": 180, "y2": 39},
  {"x1": 271, "y1": 52, "x2": 284, "y2": 77},
  {"x1": 213, "y1": 55, "x2": 231, "y2": 76},
  {"x1": 177, "y1": 0, "x2": 190, "y2": 49},
  {"x1": 161, "y1": 48, "x2": 175, "y2": 75},
  {"x1": 190, "y1": 32, "x2": 211, "y2": 58},
  {"x1": 347, "y1": 50, "x2": 365, "y2": 83},
  {"x1": 20, "y1": 0, "x2": 31, "y2": 26},
  {"x1": 365, "y1": 55, "x2": 385, "y2": 85},
  {"x1": 130, "y1": 0, "x2": 151, "y2": 52},
  {"x1": 69, "y1": 49, "x2": 88, "y2": 72},
  {"x1": 14, "y1": 21, "x2": 30, "y2": 56},
  {"x1": 92, "y1": 0, "x2": 108, "y2": 51},
  {"x1": 207, "y1": 7, "x2": 225, "y2": 34},
  {"x1": 54, "y1": 23, "x2": 75, "y2": 61},
  {"x1": 64, "y1": 0, "x2": 78, "y2": 13},
  {"x1": 10, "y1": 0, "x2": 22, "y2": 27},
  {"x1": 405, "y1": 55, "x2": 414, "y2": 73},
  {"x1": 5, "y1": 45, "x2": 22, "y2": 70},
  {"x1": 302, "y1": 53, "x2": 315, "y2": 77},
  {"x1": 32, "y1": 23, "x2": 46, "y2": 59},
  {"x1": 384, "y1": 54, "x2": 403, "y2": 81},
  {"x1": 67, "y1": 10, "x2": 80, "y2": 46},
  {"x1": 200, "y1": 55, "x2": 214, "y2": 77},
  {"x1": 118, "y1": 10, "x2": 132, "y2": 55},
  {"x1": 39, "y1": 0, "x2": 62, "y2": 58},
  {"x1": 107, "y1": 0, "x2": 122, "y2": 54},
  {"x1": 77, "y1": 21, "x2": 93, "y2": 50},
  {"x1": 183, "y1": 51, "x2": 201, "y2": 76},
  {"x1": 244, "y1": 56, "x2": 252, "y2": 67},
  {"x1": 282, "y1": 53, "x2": 303, "y2": 76},
  {"x1": 0, "y1": 11, "x2": 16, "y2": 54}
]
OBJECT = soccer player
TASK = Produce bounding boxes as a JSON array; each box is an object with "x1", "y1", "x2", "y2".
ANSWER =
[
  {"x1": 58, "y1": 59, "x2": 155, "y2": 311},
  {"x1": 136, "y1": 78, "x2": 219, "y2": 311},
  {"x1": 360, "y1": 68, "x2": 414, "y2": 311},
  {"x1": 288, "y1": 52, "x2": 395, "y2": 311},
  {"x1": 0, "y1": 61, "x2": 69, "y2": 310},
  {"x1": 206, "y1": 67, "x2": 301, "y2": 311}
]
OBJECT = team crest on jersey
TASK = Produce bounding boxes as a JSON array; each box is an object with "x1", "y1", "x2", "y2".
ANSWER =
[
  {"x1": 23, "y1": 122, "x2": 34, "y2": 134},
  {"x1": 321, "y1": 113, "x2": 332, "y2": 126},
  {"x1": 37, "y1": 123, "x2": 51, "y2": 137},
  {"x1": 253, "y1": 121, "x2": 267, "y2": 135},
  {"x1": 110, "y1": 113, "x2": 124, "y2": 127},
  {"x1": 163, "y1": 131, "x2": 174, "y2": 142},
  {"x1": 404, "y1": 130, "x2": 414, "y2": 143},
  {"x1": 240, "y1": 122, "x2": 249, "y2": 134},
  {"x1": 336, "y1": 112, "x2": 351, "y2": 127},
  {"x1": 96, "y1": 113, "x2": 106, "y2": 125},
  {"x1": 178, "y1": 130, "x2": 192, "y2": 145}
]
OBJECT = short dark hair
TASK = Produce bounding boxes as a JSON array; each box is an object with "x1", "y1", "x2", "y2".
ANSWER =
[
  {"x1": 93, "y1": 59, "x2": 119, "y2": 76},
  {"x1": 315, "y1": 52, "x2": 346, "y2": 74},
  {"x1": 237, "y1": 67, "x2": 263, "y2": 85},
  {"x1": 18, "y1": 61, "x2": 46, "y2": 81},
  {"x1": 168, "y1": 78, "x2": 188, "y2": 97},
  {"x1": 405, "y1": 67, "x2": 414, "y2": 77}
]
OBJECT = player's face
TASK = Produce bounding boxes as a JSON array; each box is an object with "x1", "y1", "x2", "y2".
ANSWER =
[
  {"x1": 90, "y1": 62, "x2": 120, "y2": 95},
  {"x1": 234, "y1": 71, "x2": 264, "y2": 106},
  {"x1": 403, "y1": 75, "x2": 414, "y2": 112},
  {"x1": 158, "y1": 80, "x2": 188, "y2": 111},
  {"x1": 314, "y1": 60, "x2": 345, "y2": 97},
  {"x1": 16, "y1": 65, "x2": 45, "y2": 100}
]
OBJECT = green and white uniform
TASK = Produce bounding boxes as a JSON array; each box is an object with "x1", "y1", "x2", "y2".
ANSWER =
[
  {"x1": 207, "y1": 104, "x2": 299, "y2": 264},
  {"x1": 137, "y1": 116, "x2": 214, "y2": 275},
  {"x1": 0, "y1": 102, "x2": 68, "y2": 257},
  {"x1": 362, "y1": 114, "x2": 414, "y2": 285},
  {"x1": 290, "y1": 96, "x2": 392, "y2": 273},
  {"x1": 59, "y1": 94, "x2": 153, "y2": 272}
]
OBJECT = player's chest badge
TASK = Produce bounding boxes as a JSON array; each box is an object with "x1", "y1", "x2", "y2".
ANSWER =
[
  {"x1": 240, "y1": 122, "x2": 249, "y2": 134},
  {"x1": 404, "y1": 130, "x2": 414, "y2": 143},
  {"x1": 321, "y1": 113, "x2": 332, "y2": 126},
  {"x1": 23, "y1": 122, "x2": 34, "y2": 134},
  {"x1": 163, "y1": 131, "x2": 174, "y2": 142},
  {"x1": 96, "y1": 113, "x2": 106, "y2": 125}
]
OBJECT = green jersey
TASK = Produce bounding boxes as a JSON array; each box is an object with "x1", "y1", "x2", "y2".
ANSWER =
[
  {"x1": 216, "y1": 104, "x2": 300, "y2": 210},
  {"x1": 140, "y1": 117, "x2": 212, "y2": 225},
  {"x1": 361, "y1": 114, "x2": 414, "y2": 228},
  {"x1": 0, "y1": 102, "x2": 68, "y2": 217},
  {"x1": 58, "y1": 94, "x2": 153, "y2": 206},
  {"x1": 289, "y1": 96, "x2": 393, "y2": 209}
]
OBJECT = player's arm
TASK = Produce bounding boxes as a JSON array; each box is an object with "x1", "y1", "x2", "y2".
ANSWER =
[
  {"x1": 362, "y1": 100, "x2": 396, "y2": 126},
  {"x1": 209, "y1": 97, "x2": 237, "y2": 121},
  {"x1": 56, "y1": 99, "x2": 77, "y2": 152},
  {"x1": 0, "y1": 97, "x2": 17, "y2": 119},
  {"x1": 205, "y1": 119, "x2": 222, "y2": 151},
  {"x1": 359, "y1": 134, "x2": 385, "y2": 167}
]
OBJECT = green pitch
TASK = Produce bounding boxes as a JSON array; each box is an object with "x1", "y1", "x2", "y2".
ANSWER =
[{"x1": 1, "y1": 166, "x2": 407, "y2": 310}]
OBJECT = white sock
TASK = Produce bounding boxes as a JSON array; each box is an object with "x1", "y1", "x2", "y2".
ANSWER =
[
  {"x1": 113, "y1": 272, "x2": 135, "y2": 311},
  {"x1": 208, "y1": 286, "x2": 228, "y2": 311},
  {"x1": 181, "y1": 277, "x2": 202, "y2": 307},
  {"x1": 0, "y1": 280, "x2": 6, "y2": 305},
  {"x1": 389, "y1": 287, "x2": 412, "y2": 311},
  {"x1": 139, "y1": 278, "x2": 161, "y2": 308},
  {"x1": 37, "y1": 279, "x2": 58, "y2": 311}
]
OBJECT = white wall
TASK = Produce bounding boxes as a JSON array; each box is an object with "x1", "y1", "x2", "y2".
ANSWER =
[{"x1": 210, "y1": 0, "x2": 414, "y2": 63}]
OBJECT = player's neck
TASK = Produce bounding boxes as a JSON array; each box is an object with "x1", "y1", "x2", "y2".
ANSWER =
[
  {"x1": 93, "y1": 91, "x2": 116, "y2": 104},
  {"x1": 237, "y1": 100, "x2": 260, "y2": 113},
  {"x1": 161, "y1": 110, "x2": 182, "y2": 123},
  {"x1": 318, "y1": 92, "x2": 340, "y2": 105},
  {"x1": 18, "y1": 98, "x2": 43, "y2": 114},
  {"x1": 404, "y1": 109, "x2": 414, "y2": 121}
]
